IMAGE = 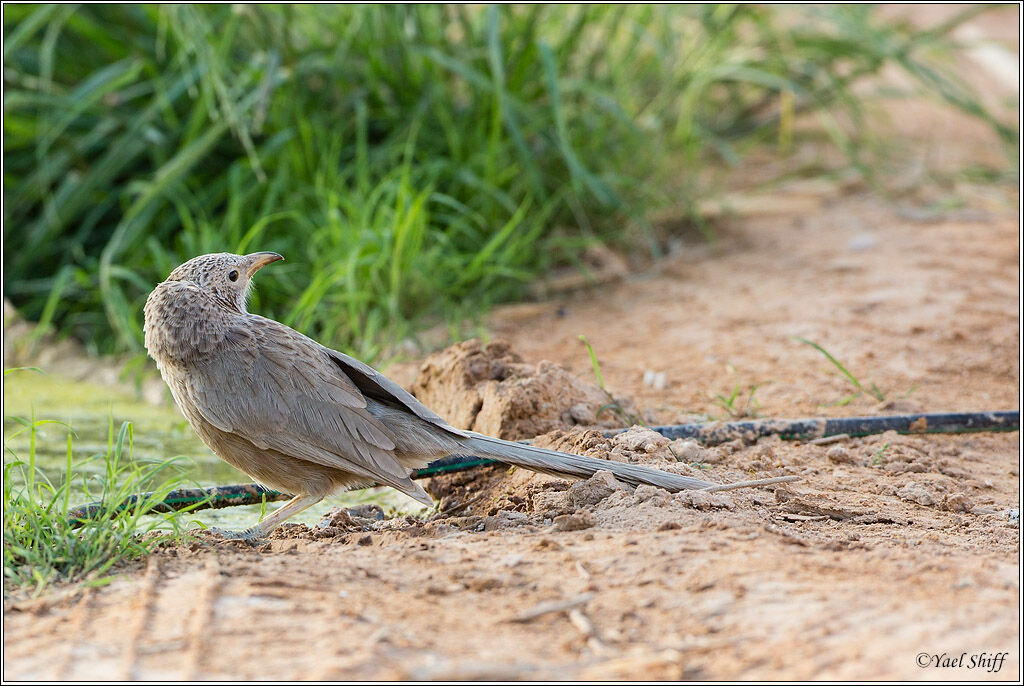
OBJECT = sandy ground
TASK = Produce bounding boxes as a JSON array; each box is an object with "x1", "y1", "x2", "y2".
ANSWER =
[
  {"x1": 4, "y1": 181, "x2": 1019, "y2": 681},
  {"x1": 3, "y1": 6, "x2": 1020, "y2": 682}
]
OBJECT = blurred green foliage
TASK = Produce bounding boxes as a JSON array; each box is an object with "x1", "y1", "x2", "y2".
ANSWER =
[{"x1": 3, "y1": 4, "x2": 1012, "y2": 359}]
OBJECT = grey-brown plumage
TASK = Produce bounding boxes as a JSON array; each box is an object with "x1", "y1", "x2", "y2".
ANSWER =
[{"x1": 144, "y1": 252, "x2": 782, "y2": 540}]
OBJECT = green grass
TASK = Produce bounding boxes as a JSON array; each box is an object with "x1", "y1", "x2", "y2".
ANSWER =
[
  {"x1": 713, "y1": 382, "x2": 764, "y2": 420},
  {"x1": 796, "y1": 337, "x2": 886, "y2": 405},
  {"x1": 3, "y1": 5, "x2": 1014, "y2": 361},
  {"x1": 872, "y1": 441, "x2": 891, "y2": 466},
  {"x1": 578, "y1": 334, "x2": 644, "y2": 426},
  {"x1": 3, "y1": 407, "x2": 192, "y2": 596}
]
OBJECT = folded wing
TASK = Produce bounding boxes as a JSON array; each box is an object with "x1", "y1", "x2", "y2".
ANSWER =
[{"x1": 181, "y1": 317, "x2": 431, "y2": 503}]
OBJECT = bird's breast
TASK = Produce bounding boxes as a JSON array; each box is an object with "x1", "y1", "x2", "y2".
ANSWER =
[{"x1": 143, "y1": 281, "x2": 246, "y2": 367}]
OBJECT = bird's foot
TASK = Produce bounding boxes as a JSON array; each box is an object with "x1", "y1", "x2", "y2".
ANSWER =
[{"x1": 203, "y1": 526, "x2": 266, "y2": 544}]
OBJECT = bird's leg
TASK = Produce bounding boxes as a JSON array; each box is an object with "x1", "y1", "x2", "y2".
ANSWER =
[{"x1": 206, "y1": 494, "x2": 323, "y2": 543}]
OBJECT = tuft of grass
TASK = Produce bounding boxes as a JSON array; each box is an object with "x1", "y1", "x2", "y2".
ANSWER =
[
  {"x1": 3, "y1": 412, "x2": 192, "y2": 596},
  {"x1": 579, "y1": 334, "x2": 606, "y2": 391},
  {"x1": 578, "y1": 334, "x2": 643, "y2": 426},
  {"x1": 3, "y1": 5, "x2": 1014, "y2": 361},
  {"x1": 871, "y1": 441, "x2": 891, "y2": 466},
  {"x1": 713, "y1": 382, "x2": 764, "y2": 420},
  {"x1": 796, "y1": 337, "x2": 886, "y2": 404}
]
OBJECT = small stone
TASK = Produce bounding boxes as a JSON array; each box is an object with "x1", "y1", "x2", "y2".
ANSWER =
[
  {"x1": 568, "y1": 470, "x2": 627, "y2": 507},
  {"x1": 552, "y1": 512, "x2": 595, "y2": 531},
  {"x1": 318, "y1": 508, "x2": 357, "y2": 530},
  {"x1": 314, "y1": 526, "x2": 343, "y2": 538},
  {"x1": 718, "y1": 439, "x2": 745, "y2": 455},
  {"x1": 670, "y1": 439, "x2": 705, "y2": 462},
  {"x1": 614, "y1": 426, "x2": 670, "y2": 453},
  {"x1": 357, "y1": 534, "x2": 373, "y2": 546},
  {"x1": 896, "y1": 481, "x2": 936, "y2": 506},
  {"x1": 599, "y1": 490, "x2": 634, "y2": 509},
  {"x1": 643, "y1": 370, "x2": 668, "y2": 390},
  {"x1": 826, "y1": 445, "x2": 855, "y2": 464},
  {"x1": 604, "y1": 448, "x2": 629, "y2": 463},
  {"x1": 662, "y1": 462, "x2": 707, "y2": 478},
  {"x1": 634, "y1": 484, "x2": 673, "y2": 506},
  {"x1": 940, "y1": 492, "x2": 974, "y2": 513},
  {"x1": 532, "y1": 490, "x2": 571, "y2": 514},
  {"x1": 674, "y1": 490, "x2": 735, "y2": 510},
  {"x1": 347, "y1": 504, "x2": 386, "y2": 521},
  {"x1": 568, "y1": 402, "x2": 596, "y2": 424}
]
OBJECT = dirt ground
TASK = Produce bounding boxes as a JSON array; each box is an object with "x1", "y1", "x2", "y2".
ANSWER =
[{"x1": 3, "y1": 7, "x2": 1020, "y2": 682}]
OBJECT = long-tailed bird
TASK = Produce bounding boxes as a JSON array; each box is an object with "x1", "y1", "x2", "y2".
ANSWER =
[{"x1": 144, "y1": 252, "x2": 775, "y2": 541}]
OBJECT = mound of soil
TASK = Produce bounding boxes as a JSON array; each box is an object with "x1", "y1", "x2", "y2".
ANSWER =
[
  {"x1": 409, "y1": 338, "x2": 638, "y2": 440},
  {"x1": 412, "y1": 336, "x2": 724, "y2": 519}
]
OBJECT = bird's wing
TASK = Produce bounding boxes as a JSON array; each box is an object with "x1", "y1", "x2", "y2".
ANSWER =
[
  {"x1": 322, "y1": 346, "x2": 471, "y2": 438},
  {"x1": 180, "y1": 317, "x2": 429, "y2": 499}
]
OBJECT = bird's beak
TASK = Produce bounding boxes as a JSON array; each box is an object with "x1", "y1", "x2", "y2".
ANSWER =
[{"x1": 245, "y1": 252, "x2": 283, "y2": 278}]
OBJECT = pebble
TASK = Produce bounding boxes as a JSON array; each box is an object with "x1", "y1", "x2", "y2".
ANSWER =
[
  {"x1": 634, "y1": 484, "x2": 673, "y2": 507},
  {"x1": 940, "y1": 492, "x2": 974, "y2": 513},
  {"x1": 896, "y1": 481, "x2": 936, "y2": 506},
  {"x1": 614, "y1": 427, "x2": 670, "y2": 453},
  {"x1": 568, "y1": 402, "x2": 596, "y2": 424},
  {"x1": 670, "y1": 439, "x2": 705, "y2": 462},
  {"x1": 826, "y1": 445, "x2": 856, "y2": 464},
  {"x1": 553, "y1": 512, "x2": 595, "y2": 531},
  {"x1": 643, "y1": 370, "x2": 668, "y2": 390},
  {"x1": 568, "y1": 470, "x2": 627, "y2": 507},
  {"x1": 532, "y1": 490, "x2": 570, "y2": 514}
]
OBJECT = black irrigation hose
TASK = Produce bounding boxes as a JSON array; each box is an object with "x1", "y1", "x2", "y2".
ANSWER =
[
  {"x1": 641, "y1": 410, "x2": 1020, "y2": 443},
  {"x1": 66, "y1": 410, "x2": 1018, "y2": 525}
]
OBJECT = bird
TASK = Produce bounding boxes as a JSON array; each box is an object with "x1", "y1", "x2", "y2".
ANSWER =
[{"x1": 144, "y1": 252, "x2": 776, "y2": 541}]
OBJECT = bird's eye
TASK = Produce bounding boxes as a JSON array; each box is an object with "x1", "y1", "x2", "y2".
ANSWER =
[{"x1": 228, "y1": 270, "x2": 239, "y2": 282}]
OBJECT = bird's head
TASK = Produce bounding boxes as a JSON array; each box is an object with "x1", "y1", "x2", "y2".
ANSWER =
[{"x1": 165, "y1": 251, "x2": 283, "y2": 312}]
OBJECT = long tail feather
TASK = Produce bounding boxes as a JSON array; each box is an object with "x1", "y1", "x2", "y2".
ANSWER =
[{"x1": 461, "y1": 434, "x2": 720, "y2": 491}]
